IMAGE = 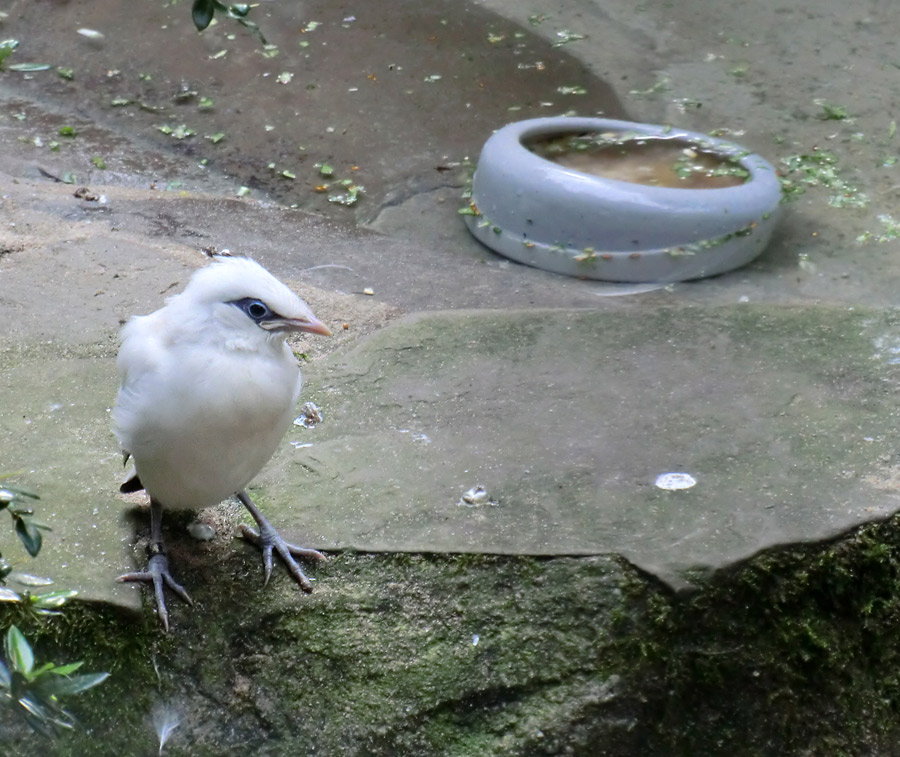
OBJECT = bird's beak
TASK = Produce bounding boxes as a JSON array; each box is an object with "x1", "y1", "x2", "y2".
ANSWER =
[{"x1": 262, "y1": 316, "x2": 332, "y2": 337}]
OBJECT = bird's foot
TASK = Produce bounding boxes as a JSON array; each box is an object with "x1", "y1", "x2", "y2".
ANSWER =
[
  {"x1": 238, "y1": 522, "x2": 325, "y2": 592},
  {"x1": 117, "y1": 548, "x2": 192, "y2": 632}
]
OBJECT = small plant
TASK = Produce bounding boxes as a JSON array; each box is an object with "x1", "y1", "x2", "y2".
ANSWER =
[
  {"x1": 191, "y1": 0, "x2": 266, "y2": 43},
  {"x1": 0, "y1": 476, "x2": 48, "y2": 581},
  {"x1": 0, "y1": 475, "x2": 72, "y2": 617},
  {"x1": 0, "y1": 476, "x2": 107, "y2": 735},
  {"x1": 0, "y1": 625, "x2": 109, "y2": 735}
]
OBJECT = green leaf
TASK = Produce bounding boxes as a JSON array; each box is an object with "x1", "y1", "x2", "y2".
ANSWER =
[
  {"x1": 6, "y1": 625, "x2": 34, "y2": 675},
  {"x1": 237, "y1": 17, "x2": 267, "y2": 45},
  {"x1": 30, "y1": 661, "x2": 56, "y2": 677},
  {"x1": 0, "y1": 39, "x2": 19, "y2": 70},
  {"x1": 15, "y1": 515, "x2": 42, "y2": 557},
  {"x1": 92, "y1": 156, "x2": 107, "y2": 169},
  {"x1": 30, "y1": 589, "x2": 78, "y2": 609},
  {"x1": 47, "y1": 661, "x2": 83, "y2": 676},
  {"x1": 36, "y1": 671, "x2": 109, "y2": 697},
  {"x1": 192, "y1": 0, "x2": 216, "y2": 31},
  {"x1": 57, "y1": 67, "x2": 74, "y2": 80},
  {"x1": 0, "y1": 586, "x2": 21, "y2": 602},
  {"x1": 8, "y1": 63, "x2": 52, "y2": 72},
  {"x1": 17, "y1": 693, "x2": 55, "y2": 722},
  {"x1": 58, "y1": 125, "x2": 77, "y2": 137},
  {"x1": 1, "y1": 482, "x2": 40, "y2": 500}
]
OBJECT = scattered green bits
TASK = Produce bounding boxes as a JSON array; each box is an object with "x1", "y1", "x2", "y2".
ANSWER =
[
  {"x1": 205, "y1": 132, "x2": 225, "y2": 143},
  {"x1": 58, "y1": 125, "x2": 77, "y2": 137},
  {"x1": 57, "y1": 67, "x2": 74, "y2": 80},
  {"x1": 629, "y1": 77, "x2": 671, "y2": 97},
  {"x1": 556, "y1": 85, "x2": 587, "y2": 95},
  {"x1": 328, "y1": 184, "x2": 364, "y2": 206},
  {"x1": 156, "y1": 124, "x2": 196, "y2": 139},
  {"x1": 553, "y1": 29, "x2": 585, "y2": 47},
  {"x1": 815, "y1": 99, "x2": 850, "y2": 120},
  {"x1": 857, "y1": 214, "x2": 900, "y2": 243},
  {"x1": 0, "y1": 38, "x2": 19, "y2": 70},
  {"x1": 91, "y1": 156, "x2": 107, "y2": 169},
  {"x1": 779, "y1": 150, "x2": 868, "y2": 208}
]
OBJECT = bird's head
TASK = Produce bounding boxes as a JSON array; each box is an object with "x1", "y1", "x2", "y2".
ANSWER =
[{"x1": 178, "y1": 256, "x2": 332, "y2": 342}]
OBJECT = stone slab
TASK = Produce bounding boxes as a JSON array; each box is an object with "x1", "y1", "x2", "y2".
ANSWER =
[{"x1": 258, "y1": 306, "x2": 900, "y2": 589}]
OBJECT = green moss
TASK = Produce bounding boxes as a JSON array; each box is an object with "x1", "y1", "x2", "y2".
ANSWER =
[
  {"x1": 620, "y1": 514, "x2": 900, "y2": 753},
  {"x1": 6, "y1": 519, "x2": 900, "y2": 754}
]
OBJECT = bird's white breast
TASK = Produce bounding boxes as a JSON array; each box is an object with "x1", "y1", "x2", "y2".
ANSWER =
[{"x1": 113, "y1": 312, "x2": 302, "y2": 509}]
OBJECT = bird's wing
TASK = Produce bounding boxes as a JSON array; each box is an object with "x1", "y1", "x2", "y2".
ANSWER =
[
  {"x1": 112, "y1": 310, "x2": 178, "y2": 451},
  {"x1": 116, "y1": 312, "x2": 170, "y2": 389}
]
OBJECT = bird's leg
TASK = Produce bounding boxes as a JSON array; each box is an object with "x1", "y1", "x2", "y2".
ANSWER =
[
  {"x1": 117, "y1": 498, "x2": 192, "y2": 632},
  {"x1": 236, "y1": 490, "x2": 325, "y2": 592}
]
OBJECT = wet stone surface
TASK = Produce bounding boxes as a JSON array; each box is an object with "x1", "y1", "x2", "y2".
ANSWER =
[
  {"x1": 263, "y1": 306, "x2": 900, "y2": 589},
  {"x1": 2, "y1": 0, "x2": 626, "y2": 221}
]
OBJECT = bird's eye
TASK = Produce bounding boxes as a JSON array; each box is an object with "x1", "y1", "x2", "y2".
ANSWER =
[
  {"x1": 229, "y1": 298, "x2": 273, "y2": 323},
  {"x1": 247, "y1": 301, "x2": 268, "y2": 319}
]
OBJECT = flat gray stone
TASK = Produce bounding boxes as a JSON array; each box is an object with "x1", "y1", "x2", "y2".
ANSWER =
[
  {"x1": 0, "y1": 354, "x2": 139, "y2": 608},
  {"x1": 258, "y1": 306, "x2": 900, "y2": 589}
]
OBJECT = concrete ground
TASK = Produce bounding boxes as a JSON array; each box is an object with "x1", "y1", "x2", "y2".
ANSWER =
[{"x1": 2, "y1": 0, "x2": 900, "y2": 753}]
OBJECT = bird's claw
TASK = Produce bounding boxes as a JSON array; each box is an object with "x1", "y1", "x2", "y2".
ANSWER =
[
  {"x1": 238, "y1": 523, "x2": 325, "y2": 593},
  {"x1": 117, "y1": 551, "x2": 192, "y2": 632}
]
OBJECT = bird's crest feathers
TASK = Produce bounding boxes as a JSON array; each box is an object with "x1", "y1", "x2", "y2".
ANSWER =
[{"x1": 178, "y1": 256, "x2": 310, "y2": 321}]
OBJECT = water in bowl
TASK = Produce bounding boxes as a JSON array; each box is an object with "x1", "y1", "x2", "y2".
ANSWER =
[{"x1": 528, "y1": 133, "x2": 749, "y2": 189}]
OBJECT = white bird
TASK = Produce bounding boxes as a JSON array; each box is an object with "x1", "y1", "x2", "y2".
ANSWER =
[{"x1": 112, "y1": 255, "x2": 332, "y2": 630}]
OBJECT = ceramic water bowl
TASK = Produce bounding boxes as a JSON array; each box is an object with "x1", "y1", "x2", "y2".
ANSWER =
[{"x1": 462, "y1": 117, "x2": 783, "y2": 283}]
